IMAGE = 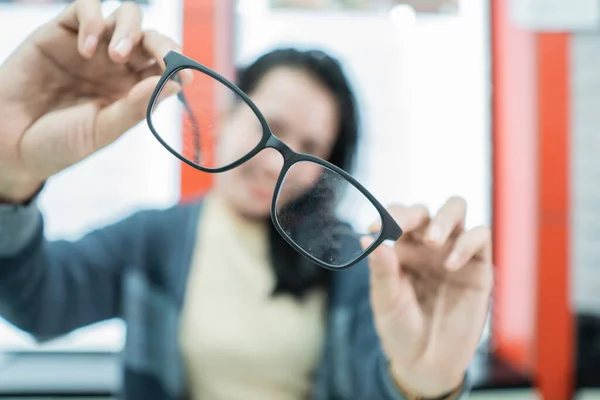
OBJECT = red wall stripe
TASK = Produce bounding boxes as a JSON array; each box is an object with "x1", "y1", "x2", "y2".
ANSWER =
[
  {"x1": 492, "y1": 0, "x2": 574, "y2": 397},
  {"x1": 490, "y1": 0, "x2": 538, "y2": 371},
  {"x1": 535, "y1": 32, "x2": 573, "y2": 400}
]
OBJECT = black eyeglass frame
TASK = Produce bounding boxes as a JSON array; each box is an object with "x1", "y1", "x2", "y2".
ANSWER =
[{"x1": 146, "y1": 50, "x2": 403, "y2": 270}]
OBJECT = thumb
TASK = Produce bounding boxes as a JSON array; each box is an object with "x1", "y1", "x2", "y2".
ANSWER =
[
  {"x1": 361, "y1": 237, "x2": 420, "y2": 324},
  {"x1": 19, "y1": 76, "x2": 180, "y2": 180},
  {"x1": 94, "y1": 76, "x2": 180, "y2": 149}
]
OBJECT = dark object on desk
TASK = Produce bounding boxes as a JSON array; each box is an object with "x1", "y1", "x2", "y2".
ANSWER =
[
  {"x1": 576, "y1": 313, "x2": 600, "y2": 388},
  {"x1": 469, "y1": 350, "x2": 534, "y2": 391}
]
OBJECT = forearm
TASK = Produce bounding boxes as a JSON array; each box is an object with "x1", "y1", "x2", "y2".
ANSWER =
[
  {"x1": 0, "y1": 195, "x2": 134, "y2": 339},
  {"x1": 351, "y1": 344, "x2": 470, "y2": 400},
  {"x1": 348, "y1": 281, "x2": 471, "y2": 399},
  {"x1": 390, "y1": 362, "x2": 471, "y2": 400}
]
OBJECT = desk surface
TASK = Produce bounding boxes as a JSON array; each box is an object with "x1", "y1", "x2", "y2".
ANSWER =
[
  {"x1": 0, "y1": 350, "x2": 532, "y2": 396},
  {"x1": 0, "y1": 352, "x2": 120, "y2": 396}
]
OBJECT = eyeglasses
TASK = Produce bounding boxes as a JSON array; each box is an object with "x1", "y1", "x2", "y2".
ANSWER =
[{"x1": 145, "y1": 51, "x2": 402, "y2": 270}]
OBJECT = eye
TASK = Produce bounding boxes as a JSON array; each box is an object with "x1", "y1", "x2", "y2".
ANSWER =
[{"x1": 267, "y1": 119, "x2": 286, "y2": 138}]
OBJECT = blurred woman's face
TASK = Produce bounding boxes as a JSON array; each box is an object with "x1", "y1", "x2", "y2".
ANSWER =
[{"x1": 213, "y1": 67, "x2": 340, "y2": 219}]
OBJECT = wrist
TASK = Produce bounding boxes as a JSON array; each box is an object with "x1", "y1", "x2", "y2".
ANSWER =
[{"x1": 390, "y1": 364, "x2": 464, "y2": 400}]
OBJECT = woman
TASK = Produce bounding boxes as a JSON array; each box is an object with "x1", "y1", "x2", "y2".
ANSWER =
[{"x1": 0, "y1": 1, "x2": 493, "y2": 400}]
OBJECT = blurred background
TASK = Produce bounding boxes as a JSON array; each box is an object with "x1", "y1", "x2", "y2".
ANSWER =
[{"x1": 0, "y1": 0, "x2": 597, "y2": 399}]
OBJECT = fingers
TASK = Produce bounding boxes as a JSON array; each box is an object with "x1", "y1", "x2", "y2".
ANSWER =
[
  {"x1": 57, "y1": 0, "x2": 191, "y2": 84},
  {"x1": 57, "y1": 0, "x2": 144, "y2": 61},
  {"x1": 375, "y1": 204, "x2": 430, "y2": 234},
  {"x1": 384, "y1": 198, "x2": 465, "y2": 255},
  {"x1": 127, "y1": 52, "x2": 158, "y2": 73},
  {"x1": 361, "y1": 238, "x2": 404, "y2": 307},
  {"x1": 444, "y1": 226, "x2": 492, "y2": 271},
  {"x1": 425, "y1": 196, "x2": 466, "y2": 246},
  {"x1": 374, "y1": 198, "x2": 467, "y2": 246},
  {"x1": 141, "y1": 30, "x2": 180, "y2": 69},
  {"x1": 93, "y1": 76, "x2": 180, "y2": 150},
  {"x1": 137, "y1": 62, "x2": 164, "y2": 81},
  {"x1": 57, "y1": 0, "x2": 104, "y2": 58},
  {"x1": 105, "y1": 1, "x2": 143, "y2": 63},
  {"x1": 141, "y1": 31, "x2": 194, "y2": 84},
  {"x1": 361, "y1": 237, "x2": 422, "y2": 327}
]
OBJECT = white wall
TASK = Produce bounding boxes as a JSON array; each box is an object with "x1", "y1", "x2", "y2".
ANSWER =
[{"x1": 0, "y1": 0, "x2": 182, "y2": 351}]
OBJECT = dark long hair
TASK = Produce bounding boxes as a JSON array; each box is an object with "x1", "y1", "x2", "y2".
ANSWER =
[{"x1": 236, "y1": 48, "x2": 360, "y2": 299}]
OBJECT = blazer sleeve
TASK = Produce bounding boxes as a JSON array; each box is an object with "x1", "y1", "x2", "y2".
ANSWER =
[{"x1": 0, "y1": 195, "x2": 149, "y2": 340}]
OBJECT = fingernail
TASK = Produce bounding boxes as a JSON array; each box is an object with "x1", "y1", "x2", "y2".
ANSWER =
[
  {"x1": 114, "y1": 37, "x2": 132, "y2": 57},
  {"x1": 427, "y1": 224, "x2": 444, "y2": 243},
  {"x1": 445, "y1": 251, "x2": 462, "y2": 270},
  {"x1": 83, "y1": 35, "x2": 98, "y2": 56}
]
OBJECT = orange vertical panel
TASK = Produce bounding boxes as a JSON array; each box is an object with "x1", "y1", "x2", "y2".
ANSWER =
[
  {"x1": 490, "y1": 0, "x2": 538, "y2": 371},
  {"x1": 535, "y1": 33, "x2": 573, "y2": 400},
  {"x1": 492, "y1": 0, "x2": 574, "y2": 396},
  {"x1": 180, "y1": 0, "x2": 235, "y2": 201}
]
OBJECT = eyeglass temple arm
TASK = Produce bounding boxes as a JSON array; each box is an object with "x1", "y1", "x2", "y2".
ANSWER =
[{"x1": 173, "y1": 73, "x2": 202, "y2": 164}]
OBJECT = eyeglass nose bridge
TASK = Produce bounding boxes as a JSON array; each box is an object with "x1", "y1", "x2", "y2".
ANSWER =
[{"x1": 265, "y1": 135, "x2": 296, "y2": 162}]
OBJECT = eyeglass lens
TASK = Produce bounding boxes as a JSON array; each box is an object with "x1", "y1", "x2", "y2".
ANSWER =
[
  {"x1": 150, "y1": 67, "x2": 263, "y2": 170},
  {"x1": 275, "y1": 161, "x2": 382, "y2": 268}
]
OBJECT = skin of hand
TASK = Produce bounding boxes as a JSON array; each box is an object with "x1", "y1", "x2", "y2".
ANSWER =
[
  {"x1": 363, "y1": 196, "x2": 493, "y2": 398},
  {"x1": 0, "y1": 0, "x2": 190, "y2": 202}
]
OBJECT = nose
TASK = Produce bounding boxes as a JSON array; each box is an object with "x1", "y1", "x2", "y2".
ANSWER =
[{"x1": 257, "y1": 148, "x2": 284, "y2": 180}]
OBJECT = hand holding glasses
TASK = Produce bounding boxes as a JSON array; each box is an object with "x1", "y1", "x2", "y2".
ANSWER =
[{"x1": 146, "y1": 51, "x2": 402, "y2": 270}]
